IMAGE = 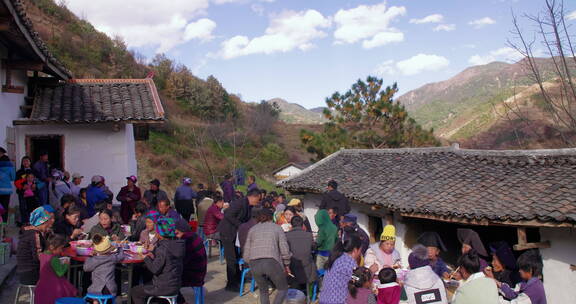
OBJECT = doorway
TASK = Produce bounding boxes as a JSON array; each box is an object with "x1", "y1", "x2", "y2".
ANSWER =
[
  {"x1": 26, "y1": 135, "x2": 64, "y2": 170},
  {"x1": 368, "y1": 215, "x2": 384, "y2": 243}
]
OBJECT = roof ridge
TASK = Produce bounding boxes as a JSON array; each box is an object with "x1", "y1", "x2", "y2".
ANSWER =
[
  {"x1": 338, "y1": 145, "x2": 576, "y2": 157},
  {"x1": 68, "y1": 79, "x2": 152, "y2": 84}
]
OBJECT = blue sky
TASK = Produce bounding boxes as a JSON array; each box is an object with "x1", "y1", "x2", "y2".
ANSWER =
[{"x1": 66, "y1": 0, "x2": 576, "y2": 108}]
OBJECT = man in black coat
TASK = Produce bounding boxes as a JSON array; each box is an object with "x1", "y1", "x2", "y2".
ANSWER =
[
  {"x1": 217, "y1": 188, "x2": 261, "y2": 291},
  {"x1": 319, "y1": 180, "x2": 350, "y2": 222},
  {"x1": 285, "y1": 216, "x2": 317, "y2": 292}
]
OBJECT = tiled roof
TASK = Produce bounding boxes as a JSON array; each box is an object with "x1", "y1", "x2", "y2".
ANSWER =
[
  {"x1": 16, "y1": 78, "x2": 164, "y2": 124},
  {"x1": 5, "y1": 0, "x2": 71, "y2": 79},
  {"x1": 280, "y1": 146, "x2": 576, "y2": 226}
]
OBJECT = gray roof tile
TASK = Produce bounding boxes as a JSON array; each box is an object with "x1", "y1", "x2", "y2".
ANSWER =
[{"x1": 280, "y1": 147, "x2": 576, "y2": 225}]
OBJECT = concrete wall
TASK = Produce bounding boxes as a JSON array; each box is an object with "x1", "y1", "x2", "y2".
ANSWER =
[
  {"x1": 0, "y1": 58, "x2": 27, "y2": 151},
  {"x1": 539, "y1": 227, "x2": 576, "y2": 304},
  {"x1": 14, "y1": 123, "x2": 137, "y2": 203},
  {"x1": 300, "y1": 193, "x2": 411, "y2": 264}
]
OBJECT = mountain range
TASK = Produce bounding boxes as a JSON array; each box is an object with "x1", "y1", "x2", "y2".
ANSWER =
[
  {"x1": 273, "y1": 58, "x2": 572, "y2": 149},
  {"x1": 397, "y1": 57, "x2": 574, "y2": 148},
  {"x1": 267, "y1": 98, "x2": 327, "y2": 124}
]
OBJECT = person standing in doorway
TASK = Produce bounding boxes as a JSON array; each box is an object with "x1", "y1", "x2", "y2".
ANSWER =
[
  {"x1": 217, "y1": 188, "x2": 261, "y2": 291},
  {"x1": 116, "y1": 175, "x2": 142, "y2": 224},
  {"x1": 174, "y1": 177, "x2": 197, "y2": 221},
  {"x1": 0, "y1": 147, "x2": 15, "y2": 222},
  {"x1": 33, "y1": 151, "x2": 50, "y2": 206}
]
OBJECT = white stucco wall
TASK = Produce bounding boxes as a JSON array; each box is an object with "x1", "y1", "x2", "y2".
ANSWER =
[
  {"x1": 0, "y1": 66, "x2": 27, "y2": 150},
  {"x1": 539, "y1": 227, "x2": 576, "y2": 304},
  {"x1": 300, "y1": 193, "x2": 410, "y2": 264},
  {"x1": 274, "y1": 166, "x2": 303, "y2": 180},
  {"x1": 14, "y1": 123, "x2": 137, "y2": 203}
]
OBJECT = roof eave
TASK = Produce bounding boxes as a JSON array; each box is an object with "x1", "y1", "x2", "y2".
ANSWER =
[{"x1": 3, "y1": 0, "x2": 71, "y2": 79}]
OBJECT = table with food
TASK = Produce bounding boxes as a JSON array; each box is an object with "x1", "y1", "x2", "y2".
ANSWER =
[{"x1": 63, "y1": 239, "x2": 149, "y2": 303}]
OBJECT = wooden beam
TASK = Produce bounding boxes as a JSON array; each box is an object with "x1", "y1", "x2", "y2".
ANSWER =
[
  {"x1": 2, "y1": 85, "x2": 24, "y2": 94},
  {"x1": 513, "y1": 241, "x2": 551, "y2": 251},
  {"x1": 3, "y1": 60, "x2": 44, "y2": 71},
  {"x1": 0, "y1": 17, "x2": 11, "y2": 31},
  {"x1": 517, "y1": 227, "x2": 527, "y2": 244},
  {"x1": 401, "y1": 212, "x2": 575, "y2": 228}
]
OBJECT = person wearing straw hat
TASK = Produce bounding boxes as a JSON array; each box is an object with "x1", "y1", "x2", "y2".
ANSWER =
[
  {"x1": 131, "y1": 216, "x2": 186, "y2": 304},
  {"x1": 84, "y1": 234, "x2": 125, "y2": 298},
  {"x1": 16, "y1": 206, "x2": 55, "y2": 285},
  {"x1": 365, "y1": 224, "x2": 401, "y2": 274}
]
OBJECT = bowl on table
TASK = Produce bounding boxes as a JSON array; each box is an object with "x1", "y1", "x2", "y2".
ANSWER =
[
  {"x1": 70, "y1": 240, "x2": 92, "y2": 251},
  {"x1": 129, "y1": 243, "x2": 148, "y2": 254},
  {"x1": 76, "y1": 245, "x2": 94, "y2": 256}
]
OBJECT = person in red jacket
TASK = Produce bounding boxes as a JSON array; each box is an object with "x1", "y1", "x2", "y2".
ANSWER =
[{"x1": 203, "y1": 195, "x2": 226, "y2": 239}]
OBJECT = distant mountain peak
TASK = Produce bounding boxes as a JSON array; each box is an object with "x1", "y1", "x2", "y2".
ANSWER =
[{"x1": 266, "y1": 98, "x2": 327, "y2": 124}]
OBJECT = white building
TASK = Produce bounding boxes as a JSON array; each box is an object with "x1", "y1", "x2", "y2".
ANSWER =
[
  {"x1": 0, "y1": 0, "x2": 164, "y2": 209},
  {"x1": 272, "y1": 162, "x2": 309, "y2": 181},
  {"x1": 279, "y1": 146, "x2": 576, "y2": 304}
]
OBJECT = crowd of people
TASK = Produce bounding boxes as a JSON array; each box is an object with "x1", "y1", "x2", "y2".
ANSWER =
[
  {"x1": 0, "y1": 148, "x2": 549, "y2": 304},
  {"x1": 215, "y1": 179, "x2": 548, "y2": 304}
]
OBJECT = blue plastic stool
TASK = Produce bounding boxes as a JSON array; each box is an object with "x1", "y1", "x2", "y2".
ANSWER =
[
  {"x1": 203, "y1": 239, "x2": 224, "y2": 264},
  {"x1": 84, "y1": 294, "x2": 115, "y2": 304},
  {"x1": 193, "y1": 286, "x2": 204, "y2": 304},
  {"x1": 311, "y1": 269, "x2": 325, "y2": 302},
  {"x1": 55, "y1": 298, "x2": 85, "y2": 304},
  {"x1": 146, "y1": 295, "x2": 177, "y2": 304},
  {"x1": 198, "y1": 226, "x2": 206, "y2": 241},
  {"x1": 238, "y1": 259, "x2": 255, "y2": 297}
]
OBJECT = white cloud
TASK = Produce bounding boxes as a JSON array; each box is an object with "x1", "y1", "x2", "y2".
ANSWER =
[
  {"x1": 251, "y1": 3, "x2": 265, "y2": 16},
  {"x1": 568, "y1": 10, "x2": 576, "y2": 20},
  {"x1": 468, "y1": 47, "x2": 523, "y2": 65},
  {"x1": 374, "y1": 60, "x2": 396, "y2": 76},
  {"x1": 410, "y1": 14, "x2": 443, "y2": 24},
  {"x1": 375, "y1": 54, "x2": 450, "y2": 76},
  {"x1": 217, "y1": 10, "x2": 331, "y2": 59},
  {"x1": 212, "y1": 0, "x2": 273, "y2": 4},
  {"x1": 333, "y1": 2, "x2": 406, "y2": 49},
  {"x1": 468, "y1": 17, "x2": 496, "y2": 28},
  {"x1": 183, "y1": 18, "x2": 216, "y2": 42},
  {"x1": 66, "y1": 0, "x2": 212, "y2": 52},
  {"x1": 433, "y1": 24, "x2": 455, "y2": 32},
  {"x1": 362, "y1": 32, "x2": 404, "y2": 49}
]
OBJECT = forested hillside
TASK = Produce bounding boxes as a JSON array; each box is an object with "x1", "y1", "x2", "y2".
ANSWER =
[
  {"x1": 24, "y1": 0, "x2": 299, "y2": 191},
  {"x1": 397, "y1": 58, "x2": 576, "y2": 149}
]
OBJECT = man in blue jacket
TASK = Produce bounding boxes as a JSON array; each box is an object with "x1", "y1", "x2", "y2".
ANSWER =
[{"x1": 0, "y1": 147, "x2": 15, "y2": 222}]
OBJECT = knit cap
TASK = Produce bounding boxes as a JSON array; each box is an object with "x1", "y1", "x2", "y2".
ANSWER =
[
  {"x1": 380, "y1": 224, "x2": 396, "y2": 241},
  {"x1": 30, "y1": 206, "x2": 51, "y2": 227},
  {"x1": 156, "y1": 216, "x2": 176, "y2": 238},
  {"x1": 145, "y1": 210, "x2": 161, "y2": 222}
]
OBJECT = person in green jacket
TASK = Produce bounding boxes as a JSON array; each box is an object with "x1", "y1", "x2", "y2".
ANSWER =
[
  {"x1": 314, "y1": 209, "x2": 338, "y2": 269},
  {"x1": 89, "y1": 209, "x2": 126, "y2": 241}
]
